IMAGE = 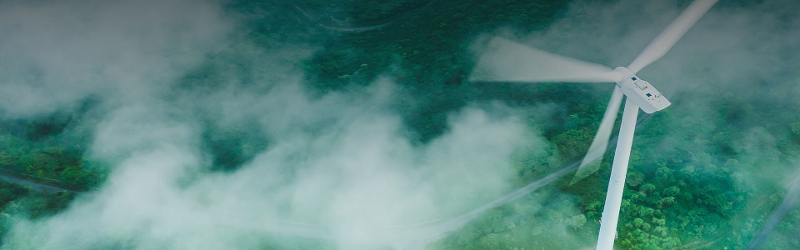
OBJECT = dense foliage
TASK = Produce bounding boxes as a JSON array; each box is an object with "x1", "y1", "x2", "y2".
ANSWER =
[{"x1": 1, "y1": 0, "x2": 798, "y2": 249}]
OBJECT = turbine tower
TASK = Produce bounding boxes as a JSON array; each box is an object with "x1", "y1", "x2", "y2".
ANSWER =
[{"x1": 468, "y1": 0, "x2": 718, "y2": 249}]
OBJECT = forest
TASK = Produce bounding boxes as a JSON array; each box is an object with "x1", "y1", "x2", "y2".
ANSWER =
[{"x1": 0, "y1": 0, "x2": 798, "y2": 249}]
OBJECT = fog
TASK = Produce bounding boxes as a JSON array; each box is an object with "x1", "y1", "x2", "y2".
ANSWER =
[
  {"x1": 0, "y1": 0, "x2": 552, "y2": 249},
  {"x1": 0, "y1": 0, "x2": 230, "y2": 119},
  {"x1": 1, "y1": 0, "x2": 799, "y2": 249}
]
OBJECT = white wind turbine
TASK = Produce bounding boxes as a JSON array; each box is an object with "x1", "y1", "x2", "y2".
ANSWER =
[{"x1": 468, "y1": 0, "x2": 718, "y2": 249}]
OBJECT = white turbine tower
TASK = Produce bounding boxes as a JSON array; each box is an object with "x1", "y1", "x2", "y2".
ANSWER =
[{"x1": 469, "y1": 0, "x2": 718, "y2": 249}]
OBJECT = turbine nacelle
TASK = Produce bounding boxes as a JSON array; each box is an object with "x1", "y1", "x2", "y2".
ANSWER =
[{"x1": 613, "y1": 67, "x2": 671, "y2": 114}]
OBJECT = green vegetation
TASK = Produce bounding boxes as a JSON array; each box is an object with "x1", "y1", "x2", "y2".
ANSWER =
[
  {"x1": 295, "y1": 0, "x2": 431, "y2": 26},
  {"x1": 1, "y1": 0, "x2": 799, "y2": 249},
  {"x1": 0, "y1": 110, "x2": 104, "y2": 237},
  {"x1": 0, "y1": 114, "x2": 105, "y2": 192}
]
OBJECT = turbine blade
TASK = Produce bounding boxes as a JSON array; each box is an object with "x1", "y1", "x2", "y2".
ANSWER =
[
  {"x1": 570, "y1": 86, "x2": 624, "y2": 185},
  {"x1": 470, "y1": 37, "x2": 621, "y2": 83},
  {"x1": 627, "y1": 0, "x2": 718, "y2": 73}
]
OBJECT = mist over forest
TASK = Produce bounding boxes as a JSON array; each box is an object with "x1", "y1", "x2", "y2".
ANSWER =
[{"x1": 0, "y1": 0, "x2": 798, "y2": 249}]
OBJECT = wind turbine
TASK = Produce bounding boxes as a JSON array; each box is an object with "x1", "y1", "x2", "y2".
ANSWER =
[{"x1": 468, "y1": 0, "x2": 718, "y2": 249}]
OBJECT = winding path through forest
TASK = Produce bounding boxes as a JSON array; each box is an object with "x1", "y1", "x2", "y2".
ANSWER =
[{"x1": 0, "y1": 104, "x2": 657, "y2": 249}]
